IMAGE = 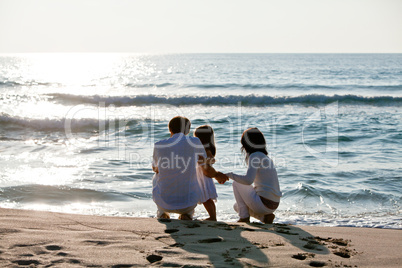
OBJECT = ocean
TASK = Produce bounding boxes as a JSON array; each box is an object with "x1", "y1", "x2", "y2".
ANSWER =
[{"x1": 0, "y1": 53, "x2": 401, "y2": 229}]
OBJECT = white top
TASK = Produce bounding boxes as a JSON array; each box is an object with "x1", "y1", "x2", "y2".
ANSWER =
[
  {"x1": 226, "y1": 151, "x2": 282, "y2": 202},
  {"x1": 152, "y1": 133, "x2": 207, "y2": 210}
]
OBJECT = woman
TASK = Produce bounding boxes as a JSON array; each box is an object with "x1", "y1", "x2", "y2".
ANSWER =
[{"x1": 226, "y1": 128, "x2": 282, "y2": 223}]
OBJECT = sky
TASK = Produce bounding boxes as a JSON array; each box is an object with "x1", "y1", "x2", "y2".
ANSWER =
[{"x1": 0, "y1": 0, "x2": 401, "y2": 53}]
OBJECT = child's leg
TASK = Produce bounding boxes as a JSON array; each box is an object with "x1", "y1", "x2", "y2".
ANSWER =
[{"x1": 203, "y1": 199, "x2": 217, "y2": 221}]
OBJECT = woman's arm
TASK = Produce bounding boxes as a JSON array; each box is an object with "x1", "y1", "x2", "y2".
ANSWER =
[{"x1": 226, "y1": 154, "x2": 261, "y2": 185}]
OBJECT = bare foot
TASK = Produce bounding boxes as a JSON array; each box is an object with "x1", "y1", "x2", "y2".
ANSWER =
[
  {"x1": 159, "y1": 213, "x2": 170, "y2": 219},
  {"x1": 203, "y1": 217, "x2": 217, "y2": 221},
  {"x1": 237, "y1": 217, "x2": 250, "y2": 223},
  {"x1": 263, "y1": 213, "x2": 275, "y2": 224},
  {"x1": 179, "y1": 214, "x2": 192, "y2": 221}
]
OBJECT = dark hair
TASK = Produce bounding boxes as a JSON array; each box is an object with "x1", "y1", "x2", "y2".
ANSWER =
[
  {"x1": 241, "y1": 128, "x2": 268, "y2": 160},
  {"x1": 168, "y1": 116, "x2": 191, "y2": 134},
  {"x1": 194, "y1": 125, "x2": 216, "y2": 157}
]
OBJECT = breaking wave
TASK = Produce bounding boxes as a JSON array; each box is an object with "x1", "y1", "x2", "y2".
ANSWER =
[{"x1": 47, "y1": 93, "x2": 402, "y2": 107}]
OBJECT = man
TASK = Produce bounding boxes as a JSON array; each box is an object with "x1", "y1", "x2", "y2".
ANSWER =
[{"x1": 152, "y1": 116, "x2": 226, "y2": 220}]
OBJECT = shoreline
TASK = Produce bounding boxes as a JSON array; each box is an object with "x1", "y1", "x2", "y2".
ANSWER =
[{"x1": 0, "y1": 208, "x2": 401, "y2": 267}]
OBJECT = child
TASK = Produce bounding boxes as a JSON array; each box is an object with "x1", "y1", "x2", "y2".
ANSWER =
[{"x1": 194, "y1": 125, "x2": 219, "y2": 221}]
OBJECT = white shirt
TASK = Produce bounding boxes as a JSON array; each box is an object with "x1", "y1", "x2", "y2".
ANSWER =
[
  {"x1": 152, "y1": 133, "x2": 207, "y2": 210},
  {"x1": 226, "y1": 152, "x2": 282, "y2": 202}
]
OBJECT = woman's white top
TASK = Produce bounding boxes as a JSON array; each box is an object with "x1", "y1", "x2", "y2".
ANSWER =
[{"x1": 226, "y1": 151, "x2": 282, "y2": 202}]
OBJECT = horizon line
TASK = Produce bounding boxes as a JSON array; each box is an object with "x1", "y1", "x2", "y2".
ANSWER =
[{"x1": 1, "y1": 52, "x2": 402, "y2": 55}]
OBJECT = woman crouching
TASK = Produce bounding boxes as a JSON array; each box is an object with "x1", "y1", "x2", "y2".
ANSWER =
[{"x1": 226, "y1": 128, "x2": 282, "y2": 224}]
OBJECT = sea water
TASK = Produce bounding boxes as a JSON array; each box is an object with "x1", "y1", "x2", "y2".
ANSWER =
[{"x1": 0, "y1": 53, "x2": 401, "y2": 229}]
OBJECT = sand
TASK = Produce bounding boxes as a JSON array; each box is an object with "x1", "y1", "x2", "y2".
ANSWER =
[{"x1": 0, "y1": 208, "x2": 401, "y2": 267}]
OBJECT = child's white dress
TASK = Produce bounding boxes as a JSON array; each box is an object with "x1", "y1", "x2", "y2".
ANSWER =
[{"x1": 197, "y1": 156, "x2": 218, "y2": 203}]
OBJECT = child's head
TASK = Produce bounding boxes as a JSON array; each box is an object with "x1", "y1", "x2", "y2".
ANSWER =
[{"x1": 194, "y1": 125, "x2": 216, "y2": 156}]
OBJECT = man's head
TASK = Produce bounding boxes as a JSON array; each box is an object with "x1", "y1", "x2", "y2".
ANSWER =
[{"x1": 168, "y1": 116, "x2": 191, "y2": 136}]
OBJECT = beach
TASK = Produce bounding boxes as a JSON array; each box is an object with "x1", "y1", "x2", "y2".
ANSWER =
[
  {"x1": 0, "y1": 53, "x2": 401, "y2": 267},
  {"x1": 1, "y1": 1, "x2": 401, "y2": 266},
  {"x1": 0, "y1": 208, "x2": 400, "y2": 267}
]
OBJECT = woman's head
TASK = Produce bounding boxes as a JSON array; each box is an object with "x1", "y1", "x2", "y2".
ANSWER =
[
  {"x1": 241, "y1": 128, "x2": 268, "y2": 158},
  {"x1": 194, "y1": 125, "x2": 216, "y2": 156}
]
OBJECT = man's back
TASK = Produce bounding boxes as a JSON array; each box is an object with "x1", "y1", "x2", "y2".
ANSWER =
[{"x1": 152, "y1": 133, "x2": 206, "y2": 210}]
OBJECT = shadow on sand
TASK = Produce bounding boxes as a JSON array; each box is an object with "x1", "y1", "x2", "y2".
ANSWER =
[{"x1": 154, "y1": 219, "x2": 331, "y2": 267}]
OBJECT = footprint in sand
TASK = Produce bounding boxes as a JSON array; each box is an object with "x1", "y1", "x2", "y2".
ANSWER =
[
  {"x1": 51, "y1": 258, "x2": 81, "y2": 265},
  {"x1": 146, "y1": 254, "x2": 163, "y2": 263},
  {"x1": 333, "y1": 247, "x2": 356, "y2": 258},
  {"x1": 309, "y1": 260, "x2": 326, "y2": 267},
  {"x1": 303, "y1": 242, "x2": 320, "y2": 250},
  {"x1": 185, "y1": 223, "x2": 201, "y2": 228},
  {"x1": 12, "y1": 243, "x2": 41, "y2": 248},
  {"x1": 158, "y1": 219, "x2": 171, "y2": 223},
  {"x1": 169, "y1": 242, "x2": 185, "y2": 247},
  {"x1": 83, "y1": 240, "x2": 111, "y2": 246},
  {"x1": 19, "y1": 254, "x2": 34, "y2": 257},
  {"x1": 45, "y1": 245, "x2": 63, "y2": 251},
  {"x1": 164, "y1": 228, "x2": 180, "y2": 234},
  {"x1": 198, "y1": 237, "x2": 223, "y2": 243},
  {"x1": 12, "y1": 260, "x2": 41, "y2": 266},
  {"x1": 68, "y1": 259, "x2": 81, "y2": 264},
  {"x1": 253, "y1": 242, "x2": 269, "y2": 249},
  {"x1": 156, "y1": 249, "x2": 181, "y2": 255},
  {"x1": 275, "y1": 229, "x2": 298, "y2": 235},
  {"x1": 309, "y1": 236, "x2": 357, "y2": 258},
  {"x1": 292, "y1": 253, "x2": 315, "y2": 260}
]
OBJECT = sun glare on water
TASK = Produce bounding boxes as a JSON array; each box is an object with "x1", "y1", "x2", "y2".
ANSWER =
[{"x1": 21, "y1": 53, "x2": 124, "y2": 87}]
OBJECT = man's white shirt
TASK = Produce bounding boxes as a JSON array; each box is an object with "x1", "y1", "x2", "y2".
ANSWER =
[{"x1": 152, "y1": 133, "x2": 206, "y2": 210}]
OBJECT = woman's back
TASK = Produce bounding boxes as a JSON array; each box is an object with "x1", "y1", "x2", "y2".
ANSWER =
[{"x1": 251, "y1": 152, "x2": 282, "y2": 202}]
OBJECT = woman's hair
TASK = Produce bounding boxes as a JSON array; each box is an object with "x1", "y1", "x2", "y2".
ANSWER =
[
  {"x1": 194, "y1": 125, "x2": 216, "y2": 157},
  {"x1": 241, "y1": 127, "x2": 268, "y2": 160}
]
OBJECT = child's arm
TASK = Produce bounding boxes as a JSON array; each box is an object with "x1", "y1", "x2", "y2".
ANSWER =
[{"x1": 198, "y1": 154, "x2": 228, "y2": 184}]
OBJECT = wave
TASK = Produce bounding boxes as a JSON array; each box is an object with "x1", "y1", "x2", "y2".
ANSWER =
[
  {"x1": 124, "y1": 82, "x2": 174, "y2": 88},
  {"x1": 2, "y1": 78, "x2": 401, "y2": 92},
  {"x1": 0, "y1": 184, "x2": 134, "y2": 204},
  {"x1": 0, "y1": 112, "x2": 142, "y2": 133},
  {"x1": 122, "y1": 82, "x2": 402, "y2": 91},
  {"x1": 285, "y1": 184, "x2": 398, "y2": 204},
  {"x1": 0, "y1": 80, "x2": 56, "y2": 87},
  {"x1": 47, "y1": 93, "x2": 402, "y2": 107},
  {"x1": 0, "y1": 113, "x2": 103, "y2": 132}
]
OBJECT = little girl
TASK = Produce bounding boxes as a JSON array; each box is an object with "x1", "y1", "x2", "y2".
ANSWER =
[{"x1": 194, "y1": 125, "x2": 219, "y2": 221}]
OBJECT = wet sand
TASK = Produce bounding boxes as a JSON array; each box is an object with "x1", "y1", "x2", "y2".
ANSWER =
[{"x1": 0, "y1": 208, "x2": 401, "y2": 267}]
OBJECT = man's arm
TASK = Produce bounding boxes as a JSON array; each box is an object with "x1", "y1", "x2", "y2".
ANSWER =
[
  {"x1": 152, "y1": 166, "x2": 159, "y2": 173},
  {"x1": 152, "y1": 146, "x2": 159, "y2": 173}
]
